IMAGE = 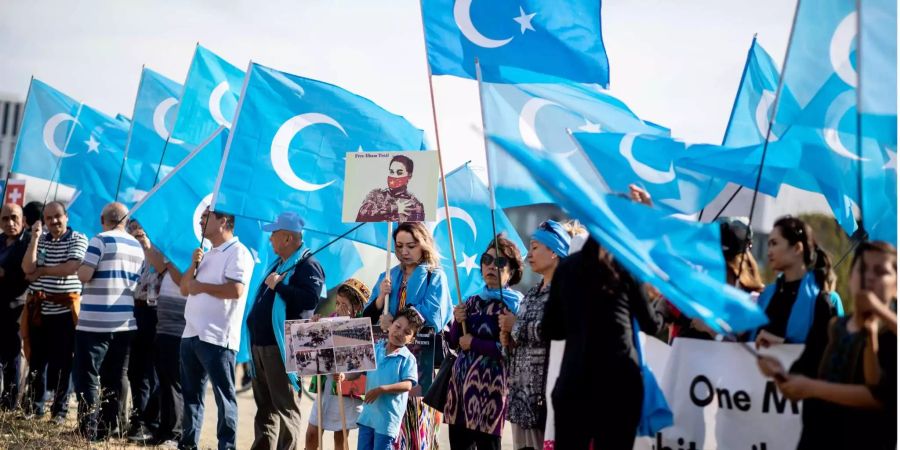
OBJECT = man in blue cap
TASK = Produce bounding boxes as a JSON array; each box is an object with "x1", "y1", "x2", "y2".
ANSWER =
[{"x1": 246, "y1": 211, "x2": 326, "y2": 450}]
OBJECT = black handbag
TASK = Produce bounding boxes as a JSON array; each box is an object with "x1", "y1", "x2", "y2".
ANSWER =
[{"x1": 422, "y1": 328, "x2": 456, "y2": 411}]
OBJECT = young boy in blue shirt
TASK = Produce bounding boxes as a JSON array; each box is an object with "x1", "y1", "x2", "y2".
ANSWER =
[{"x1": 344, "y1": 307, "x2": 423, "y2": 450}]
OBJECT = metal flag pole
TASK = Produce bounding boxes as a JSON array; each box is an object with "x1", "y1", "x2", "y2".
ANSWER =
[
  {"x1": 474, "y1": 59, "x2": 503, "y2": 341},
  {"x1": 741, "y1": 0, "x2": 802, "y2": 258},
  {"x1": 854, "y1": 0, "x2": 867, "y2": 289},
  {"x1": 2, "y1": 76, "x2": 34, "y2": 205},
  {"x1": 383, "y1": 221, "x2": 393, "y2": 320},
  {"x1": 44, "y1": 101, "x2": 84, "y2": 209},
  {"x1": 730, "y1": 0, "x2": 803, "y2": 339},
  {"x1": 416, "y1": 0, "x2": 465, "y2": 309},
  {"x1": 197, "y1": 60, "x2": 252, "y2": 277},
  {"x1": 115, "y1": 65, "x2": 145, "y2": 203},
  {"x1": 700, "y1": 33, "x2": 759, "y2": 222}
]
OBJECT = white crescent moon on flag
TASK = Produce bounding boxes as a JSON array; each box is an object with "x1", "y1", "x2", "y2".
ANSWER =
[
  {"x1": 754, "y1": 90, "x2": 779, "y2": 141},
  {"x1": 153, "y1": 97, "x2": 185, "y2": 145},
  {"x1": 830, "y1": 12, "x2": 858, "y2": 88},
  {"x1": 42, "y1": 113, "x2": 79, "y2": 158},
  {"x1": 453, "y1": 0, "x2": 514, "y2": 48},
  {"x1": 271, "y1": 113, "x2": 345, "y2": 192},
  {"x1": 518, "y1": 98, "x2": 577, "y2": 156},
  {"x1": 823, "y1": 89, "x2": 867, "y2": 161},
  {"x1": 618, "y1": 133, "x2": 676, "y2": 184},
  {"x1": 209, "y1": 81, "x2": 233, "y2": 128},
  {"x1": 193, "y1": 193, "x2": 214, "y2": 248},
  {"x1": 428, "y1": 206, "x2": 478, "y2": 242}
]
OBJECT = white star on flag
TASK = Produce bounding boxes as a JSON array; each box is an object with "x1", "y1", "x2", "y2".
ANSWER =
[
  {"x1": 457, "y1": 252, "x2": 479, "y2": 275},
  {"x1": 577, "y1": 119, "x2": 602, "y2": 133},
  {"x1": 513, "y1": 7, "x2": 536, "y2": 34},
  {"x1": 883, "y1": 149, "x2": 896, "y2": 170},
  {"x1": 85, "y1": 135, "x2": 100, "y2": 153}
]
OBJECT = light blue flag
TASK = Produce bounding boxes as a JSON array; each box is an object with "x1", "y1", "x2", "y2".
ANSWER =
[
  {"x1": 571, "y1": 132, "x2": 727, "y2": 215},
  {"x1": 762, "y1": 0, "x2": 892, "y2": 237},
  {"x1": 130, "y1": 129, "x2": 235, "y2": 272},
  {"x1": 212, "y1": 63, "x2": 425, "y2": 248},
  {"x1": 431, "y1": 164, "x2": 525, "y2": 299},
  {"x1": 12, "y1": 79, "x2": 130, "y2": 215},
  {"x1": 480, "y1": 66, "x2": 668, "y2": 208},
  {"x1": 722, "y1": 38, "x2": 800, "y2": 147},
  {"x1": 489, "y1": 134, "x2": 768, "y2": 334},
  {"x1": 170, "y1": 45, "x2": 244, "y2": 146},
  {"x1": 303, "y1": 230, "x2": 364, "y2": 291},
  {"x1": 859, "y1": 0, "x2": 897, "y2": 244},
  {"x1": 66, "y1": 189, "x2": 110, "y2": 238},
  {"x1": 422, "y1": 0, "x2": 610, "y2": 85},
  {"x1": 118, "y1": 68, "x2": 193, "y2": 203}
]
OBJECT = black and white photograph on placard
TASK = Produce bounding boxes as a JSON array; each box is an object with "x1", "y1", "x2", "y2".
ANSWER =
[
  {"x1": 334, "y1": 344, "x2": 377, "y2": 373},
  {"x1": 332, "y1": 317, "x2": 374, "y2": 347}
]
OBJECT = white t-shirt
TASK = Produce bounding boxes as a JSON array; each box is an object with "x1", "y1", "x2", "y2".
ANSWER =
[{"x1": 183, "y1": 237, "x2": 255, "y2": 350}]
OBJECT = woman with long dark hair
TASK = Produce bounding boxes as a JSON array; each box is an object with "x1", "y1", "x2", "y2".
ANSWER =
[
  {"x1": 752, "y1": 216, "x2": 843, "y2": 375},
  {"x1": 543, "y1": 236, "x2": 662, "y2": 448},
  {"x1": 364, "y1": 222, "x2": 451, "y2": 450}
]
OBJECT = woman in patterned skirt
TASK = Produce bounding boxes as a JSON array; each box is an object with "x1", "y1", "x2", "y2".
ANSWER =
[
  {"x1": 499, "y1": 221, "x2": 572, "y2": 450},
  {"x1": 445, "y1": 235, "x2": 525, "y2": 449}
]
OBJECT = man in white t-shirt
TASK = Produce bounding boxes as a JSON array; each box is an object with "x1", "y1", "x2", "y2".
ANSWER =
[{"x1": 179, "y1": 207, "x2": 255, "y2": 450}]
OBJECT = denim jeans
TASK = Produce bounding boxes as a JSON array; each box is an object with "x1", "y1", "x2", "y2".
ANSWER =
[
  {"x1": 357, "y1": 424, "x2": 395, "y2": 450},
  {"x1": 72, "y1": 329, "x2": 134, "y2": 440},
  {"x1": 180, "y1": 336, "x2": 237, "y2": 450}
]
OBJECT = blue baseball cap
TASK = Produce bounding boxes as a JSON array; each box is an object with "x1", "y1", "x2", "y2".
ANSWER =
[{"x1": 262, "y1": 212, "x2": 305, "y2": 233}]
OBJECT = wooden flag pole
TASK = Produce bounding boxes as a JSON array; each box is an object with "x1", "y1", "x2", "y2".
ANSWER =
[
  {"x1": 317, "y1": 376, "x2": 324, "y2": 450},
  {"x1": 337, "y1": 378, "x2": 349, "y2": 450},
  {"x1": 382, "y1": 221, "x2": 393, "y2": 328}
]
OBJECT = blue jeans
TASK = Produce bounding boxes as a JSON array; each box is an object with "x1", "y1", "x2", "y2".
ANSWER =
[
  {"x1": 72, "y1": 329, "x2": 134, "y2": 440},
  {"x1": 180, "y1": 337, "x2": 237, "y2": 450},
  {"x1": 357, "y1": 424, "x2": 394, "y2": 450}
]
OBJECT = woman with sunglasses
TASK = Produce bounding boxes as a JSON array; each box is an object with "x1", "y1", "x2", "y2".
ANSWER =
[
  {"x1": 445, "y1": 235, "x2": 524, "y2": 449},
  {"x1": 750, "y1": 216, "x2": 843, "y2": 376},
  {"x1": 498, "y1": 220, "x2": 571, "y2": 449},
  {"x1": 364, "y1": 222, "x2": 452, "y2": 450}
]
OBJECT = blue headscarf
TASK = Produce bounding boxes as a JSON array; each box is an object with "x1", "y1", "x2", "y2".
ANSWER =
[
  {"x1": 532, "y1": 220, "x2": 571, "y2": 257},
  {"x1": 479, "y1": 285, "x2": 524, "y2": 314}
]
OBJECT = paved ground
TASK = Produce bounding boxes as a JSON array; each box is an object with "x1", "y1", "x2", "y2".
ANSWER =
[{"x1": 194, "y1": 385, "x2": 514, "y2": 449}]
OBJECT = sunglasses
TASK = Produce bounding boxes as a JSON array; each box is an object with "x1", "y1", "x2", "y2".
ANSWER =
[{"x1": 480, "y1": 253, "x2": 509, "y2": 268}]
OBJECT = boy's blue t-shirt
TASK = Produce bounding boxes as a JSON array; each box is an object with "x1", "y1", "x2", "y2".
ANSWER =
[{"x1": 356, "y1": 339, "x2": 418, "y2": 437}]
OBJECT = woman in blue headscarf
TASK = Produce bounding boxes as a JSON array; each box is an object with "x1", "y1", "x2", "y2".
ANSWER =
[
  {"x1": 363, "y1": 221, "x2": 451, "y2": 450},
  {"x1": 445, "y1": 234, "x2": 524, "y2": 448},
  {"x1": 499, "y1": 220, "x2": 571, "y2": 449}
]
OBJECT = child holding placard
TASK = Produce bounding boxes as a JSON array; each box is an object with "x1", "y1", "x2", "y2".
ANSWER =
[
  {"x1": 352, "y1": 307, "x2": 423, "y2": 450},
  {"x1": 306, "y1": 279, "x2": 371, "y2": 450}
]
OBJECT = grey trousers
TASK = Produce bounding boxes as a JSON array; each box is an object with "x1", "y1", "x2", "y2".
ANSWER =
[{"x1": 250, "y1": 345, "x2": 303, "y2": 450}]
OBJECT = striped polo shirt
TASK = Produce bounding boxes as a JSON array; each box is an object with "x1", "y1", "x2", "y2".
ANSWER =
[
  {"x1": 78, "y1": 230, "x2": 145, "y2": 332},
  {"x1": 29, "y1": 228, "x2": 89, "y2": 315}
]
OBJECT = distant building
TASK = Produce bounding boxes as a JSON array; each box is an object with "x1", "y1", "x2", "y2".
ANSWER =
[{"x1": 0, "y1": 95, "x2": 24, "y2": 178}]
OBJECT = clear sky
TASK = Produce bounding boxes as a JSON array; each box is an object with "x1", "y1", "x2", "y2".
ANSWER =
[{"x1": 0, "y1": 0, "x2": 797, "y2": 175}]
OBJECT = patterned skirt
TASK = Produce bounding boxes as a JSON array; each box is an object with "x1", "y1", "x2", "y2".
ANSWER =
[{"x1": 393, "y1": 397, "x2": 441, "y2": 450}]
